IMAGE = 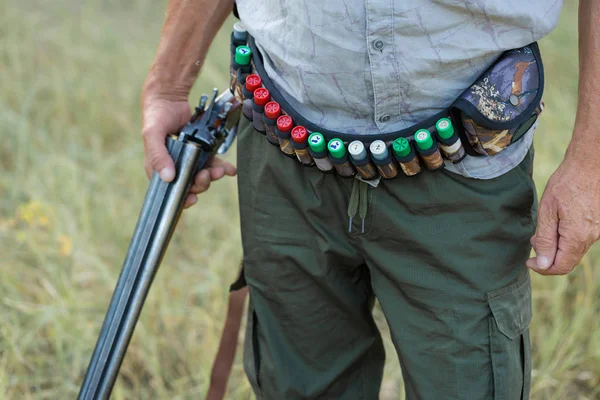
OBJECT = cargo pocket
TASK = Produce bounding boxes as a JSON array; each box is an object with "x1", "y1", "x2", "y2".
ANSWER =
[
  {"x1": 243, "y1": 301, "x2": 263, "y2": 396},
  {"x1": 487, "y1": 273, "x2": 532, "y2": 400}
]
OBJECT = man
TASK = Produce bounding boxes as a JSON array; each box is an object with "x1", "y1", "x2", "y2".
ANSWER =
[{"x1": 141, "y1": 0, "x2": 600, "y2": 398}]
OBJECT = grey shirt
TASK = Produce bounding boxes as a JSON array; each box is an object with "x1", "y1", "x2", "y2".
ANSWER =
[{"x1": 237, "y1": 0, "x2": 563, "y2": 178}]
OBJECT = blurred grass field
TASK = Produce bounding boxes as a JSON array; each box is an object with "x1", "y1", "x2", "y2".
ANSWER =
[{"x1": 1, "y1": 0, "x2": 599, "y2": 399}]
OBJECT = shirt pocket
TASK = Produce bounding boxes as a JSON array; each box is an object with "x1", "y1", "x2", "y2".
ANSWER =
[{"x1": 487, "y1": 273, "x2": 532, "y2": 400}]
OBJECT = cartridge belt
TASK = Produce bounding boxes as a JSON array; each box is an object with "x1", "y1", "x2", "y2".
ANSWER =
[{"x1": 230, "y1": 31, "x2": 545, "y2": 180}]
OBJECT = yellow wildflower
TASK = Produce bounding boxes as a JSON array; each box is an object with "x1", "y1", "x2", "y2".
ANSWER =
[
  {"x1": 17, "y1": 204, "x2": 35, "y2": 224},
  {"x1": 15, "y1": 200, "x2": 53, "y2": 228}
]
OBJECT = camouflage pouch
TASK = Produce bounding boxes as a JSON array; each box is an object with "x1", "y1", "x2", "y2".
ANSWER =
[{"x1": 451, "y1": 43, "x2": 544, "y2": 157}]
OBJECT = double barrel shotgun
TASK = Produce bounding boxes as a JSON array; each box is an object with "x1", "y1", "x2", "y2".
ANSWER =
[{"x1": 78, "y1": 89, "x2": 242, "y2": 400}]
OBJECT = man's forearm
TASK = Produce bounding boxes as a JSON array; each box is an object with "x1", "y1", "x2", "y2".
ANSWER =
[
  {"x1": 144, "y1": 0, "x2": 233, "y2": 102},
  {"x1": 567, "y1": 0, "x2": 600, "y2": 163}
]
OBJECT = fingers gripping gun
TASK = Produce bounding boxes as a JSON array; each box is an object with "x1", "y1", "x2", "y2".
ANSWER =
[{"x1": 78, "y1": 89, "x2": 241, "y2": 400}]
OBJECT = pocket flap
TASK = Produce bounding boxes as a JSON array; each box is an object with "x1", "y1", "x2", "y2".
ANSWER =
[
  {"x1": 487, "y1": 274, "x2": 532, "y2": 340},
  {"x1": 452, "y1": 43, "x2": 544, "y2": 131}
]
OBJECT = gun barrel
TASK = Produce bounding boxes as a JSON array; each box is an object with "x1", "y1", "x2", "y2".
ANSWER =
[{"x1": 78, "y1": 137, "x2": 204, "y2": 400}]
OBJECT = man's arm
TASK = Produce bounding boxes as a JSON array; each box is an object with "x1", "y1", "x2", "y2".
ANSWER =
[
  {"x1": 144, "y1": 0, "x2": 232, "y2": 102},
  {"x1": 142, "y1": 0, "x2": 236, "y2": 208},
  {"x1": 527, "y1": 0, "x2": 600, "y2": 274}
]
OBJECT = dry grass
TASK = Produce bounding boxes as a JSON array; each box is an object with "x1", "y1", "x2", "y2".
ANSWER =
[{"x1": 0, "y1": 0, "x2": 598, "y2": 399}]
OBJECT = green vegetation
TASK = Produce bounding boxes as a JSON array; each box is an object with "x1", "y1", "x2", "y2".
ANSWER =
[{"x1": 1, "y1": 1, "x2": 598, "y2": 398}]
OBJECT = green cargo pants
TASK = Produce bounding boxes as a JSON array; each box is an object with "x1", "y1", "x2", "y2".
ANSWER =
[{"x1": 237, "y1": 118, "x2": 536, "y2": 400}]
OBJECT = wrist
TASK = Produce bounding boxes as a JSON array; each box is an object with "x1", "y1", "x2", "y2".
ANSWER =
[{"x1": 142, "y1": 64, "x2": 198, "y2": 105}]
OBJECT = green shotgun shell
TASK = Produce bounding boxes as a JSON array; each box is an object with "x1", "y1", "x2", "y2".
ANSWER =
[
  {"x1": 328, "y1": 138, "x2": 346, "y2": 159},
  {"x1": 309, "y1": 132, "x2": 326, "y2": 153},
  {"x1": 414, "y1": 129, "x2": 434, "y2": 150},
  {"x1": 393, "y1": 137, "x2": 411, "y2": 157},
  {"x1": 234, "y1": 46, "x2": 252, "y2": 65},
  {"x1": 436, "y1": 118, "x2": 455, "y2": 140}
]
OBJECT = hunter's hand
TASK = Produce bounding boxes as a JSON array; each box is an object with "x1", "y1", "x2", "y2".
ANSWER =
[
  {"x1": 527, "y1": 152, "x2": 600, "y2": 275},
  {"x1": 141, "y1": 96, "x2": 236, "y2": 209}
]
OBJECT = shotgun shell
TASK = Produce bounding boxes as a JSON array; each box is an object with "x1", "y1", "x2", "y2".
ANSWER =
[
  {"x1": 242, "y1": 74, "x2": 262, "y2": 121},
  {"x1": 349, "y1": 140, "x2": 378, "y2": 180},
  {"x1": 414, "y1": 129, "x2": 444, "y2": 170},
  {"x1": 369, "y1": 140, "x2": 398, "y2": 179},
  {"x1": 328, "y1": 138, "x2": 355, "y2": 177},
  {"x1": 435, "y1": 118, "x2": 466, "y2": 163},
  {"x1": 231, "y1": 46, "x2": 252, "y2": 102},
  {"x1": 233, "y1": 22, "x2": 248, "y2": 42},
  {"x1": 308, "y1": 132, "x2": 334, "y2": 172},
  {"x1": 392, "y1": 137, "x2": 422, "y2": 176},
  {"x1": 291, "y1": 126, "x2": 314, "y2": 166},
  {"x1": 230, "y1": 22, "x2": 248, "y2": 76},
  {"x1": 262, "y1": 101, "x2": 282, "y2": 146},
  {"x1": 276, "y1": 115, "x2": 296, "y2": 157},
  {"x1": 230, "y1": 28, "x2": 248, "y2": 93},
  {"x1": 252, "y1": 88, "x2": 270, "y2": 133}
]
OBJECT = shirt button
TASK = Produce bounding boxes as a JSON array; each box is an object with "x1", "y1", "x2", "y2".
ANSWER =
[
  {"x1": 372, "y1": 39, "x2": 384, "y2": 51},
  {"x1": 379, "y1": 114, "x2": 391, "y2": 123}
]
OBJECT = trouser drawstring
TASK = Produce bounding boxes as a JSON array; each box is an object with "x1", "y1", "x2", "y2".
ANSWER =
[{"x1": 347, "y1": 178, "x2": 369, "y2": 233}]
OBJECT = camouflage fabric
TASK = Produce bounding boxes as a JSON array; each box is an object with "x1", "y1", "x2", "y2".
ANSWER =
[
  {"x1": 461, "y1": 102, "x2": 543, "y2": 156},
  {"x1": 459, "y1": 46, "x2": 541, "y2": 123},
  {"x1": 456, "y1": 45, "x2": 543, "y2": 156},
  {"x1": 462, "y1": 118, "x2": 512, "y2": 156}
]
